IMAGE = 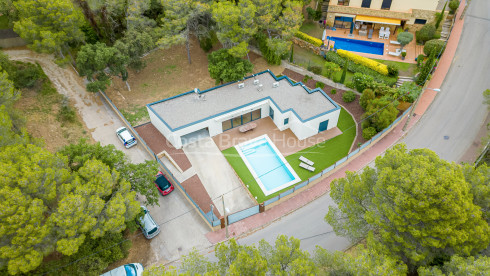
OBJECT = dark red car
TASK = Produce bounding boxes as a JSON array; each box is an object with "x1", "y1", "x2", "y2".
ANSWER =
[{"x1": 155, "y1": 171, "x2": 174, "y2": 196}]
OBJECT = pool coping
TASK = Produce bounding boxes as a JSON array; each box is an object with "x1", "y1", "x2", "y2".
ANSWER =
[{"x1": 235, "y1": 134, "x2": 301, "y2": 196}]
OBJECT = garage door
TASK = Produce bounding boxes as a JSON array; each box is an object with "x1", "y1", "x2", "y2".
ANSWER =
[{"x1": 181, "y1": 128, "x2": 210, "y2": 146}]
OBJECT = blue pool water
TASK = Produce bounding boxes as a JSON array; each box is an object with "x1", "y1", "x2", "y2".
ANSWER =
[
  {"x1": 327, "y1": 36, "x2": 384, "y2": 55},
  {"x1": 240, "y1": 138, "x2": 295, "y2": 192}
]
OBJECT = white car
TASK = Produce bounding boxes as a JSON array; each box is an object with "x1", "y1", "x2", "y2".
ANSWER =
[
  {"x1": 101, "y1": 263, "x2": 143, "y2": 276},
  {"x1": 138, "y1": 206, "x2": 160, "y2": 239},
  {"x1": 116, "y1": 127, "x2": 137, "y2": 149}
]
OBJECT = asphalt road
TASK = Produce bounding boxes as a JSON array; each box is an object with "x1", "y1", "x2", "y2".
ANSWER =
[
  {"x1": 401, "y1": 0, "x2": 490, "y2": 161},
  {"x1": 233, "y1": 0, "x2": 490, "y2": 255}
]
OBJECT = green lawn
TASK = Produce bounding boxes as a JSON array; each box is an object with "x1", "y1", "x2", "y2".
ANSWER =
[
  {"x1": 299, "y1": 22, "x2": 324, "y2": 39},
  {"x1": 292, "y1": 45, "x2": 355, "y2": 83},
  {"x1": 373, "y1": 59, "x2": 417, "y2": 77},
  {"x1": 222, "y1": 108, "x2": 356, "y2": 203},
  {"x1": 0, "y1": 15, "x2": 9, "y2": 29}
]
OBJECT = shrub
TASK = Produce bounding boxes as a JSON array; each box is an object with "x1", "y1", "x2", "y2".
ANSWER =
[
  {"x1": 308, "y1": 65, "x2": 322, "y2": 75},
  {"x1": 58, "y1": 96, "x2": 76, "y2": 123},
  {"x1": 331, "y1": 88, "x2": 337, "y2": 94},
  {"x1": 295, "y1": 31, "x2": 323, "y2": 47},
  {"x1": 424, "y1": 39, "x2": 446, "y2": 56},
  {"x1": 416, "y1": 51, "x2": 436, "y2": 85},
  {"x1": 352, "y1": 73, "x2": 374, "y2": 92},
  {"x1": 416, "y1": 54, "x2": 425, "y2": 67},
  {"x1": 40, "y1": 82, "x2": 57, "y2": 95},
  {"x1": 337, "y1": 49, "x2": 389, "y2": 75},
  {"x1": 397, "y1": 32, "x2": 414, "y2": 50},
  {"x1": 362, "y1": 127, "x2": 377, "y2": 140},
  {"x1": 352, "y1": 73, "x2": 398, "y2": 97},
  {"x1": 199, "y1": 37, "x2": 213, "y2": 52},
  {"x1": 360, "y1": 88, "x2": 375, "y2": 110},
  {"x1": 303, "y1": 75, "x2": 313, "y2": 83},
  {"x1": 345, "y1": 82, "x2": 355, "y2": 89},
  {"x1": 449, "y1": 0, "x2": 459, "y2": 14},
  {"x1": 315, "y1": 81, "x2": 325, "y2": 89},
  {"x1": 396, "y1": 81, "x2": 422, "y2": 103},
  {"x1": 256, "y1": 33, "x2": 287, "y2": 65},
  {"x1": 289, "y1": 45, "x2": 294, "y2": 62},
  {"x1": 342, "y1": 91, "x2": 356, "y2": 103},
  {"x1": 435, "y1": 2, "x2": 447, "y2": 29},
  {"x1": 324, "y1": 51, "x2": 396, "y2": 87},
  {"x1": 401, "y1": 52, "x2": 407, "y2": 58},
  {"x1": 387, "y1": 64, "x2": 399, "y2": 77},
  {"x1": 324, "y1": 61, "x2": 341, "y2": 78},
  {"x1": 363, "y1": 97, "x2": 399, "y2": 132},
  {"x1": 339, "y1": 59, "x2": 348, "y2": 83},
  {"x1": 416, "y1": 24, "x2": 436, "y2": 44}
]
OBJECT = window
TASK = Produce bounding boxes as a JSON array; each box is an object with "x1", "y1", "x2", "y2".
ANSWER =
[
  {"x1": 222, "y1": 120, "x2": 232, "y2": 131},
  {"x1": 414, "y1": 19, "x2": 427, "y2": 25},
  {"x1": 284, "y1": 118, "x2": 289, "y2": 125},
  {"x1": 242, "y1": 113, "x2": 252, "y2": 124},
  {"x1": 361, "y1": 0, "x2": 371, "y2": 8},
  {"x1": 251, "y1": 109, "x2": 261, "y2": 120},
  {"x1": 337, "y1": 0, "x2": 349, "y2": 6},
  {"x1": 232, "y1": 116, "x2": 242, "y2": 128},
  {"x1": 381, "y1": 0, "x2": 392, "y2": 10}
]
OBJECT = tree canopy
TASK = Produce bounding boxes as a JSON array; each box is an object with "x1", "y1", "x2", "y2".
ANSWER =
[
  {"x1": 326, "y1": 144, "x2": 490, "y2": 271},
  {"x1": 13, "y1": 0, "x2": 84, "y2": 54},
  {"x1": 207, "y1": 49, "x2": 253, "y2": 84},
  {"x1": 0, "y1": 143, "x2": 140, "y2": 274}
]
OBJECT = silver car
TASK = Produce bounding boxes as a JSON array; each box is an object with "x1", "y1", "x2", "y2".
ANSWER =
[
  {"x1": 116, "y1": 127, "x2": 137, "y2": 149},
  {"x1": 101, "y1": 263, "x2": 143, "y2": 276},
  {"x1": 138, "y1": 206, "x2": 160, "y2": 239}
]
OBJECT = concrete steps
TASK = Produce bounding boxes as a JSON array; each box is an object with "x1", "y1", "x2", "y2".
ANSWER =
[{"x1": 396, "y1": 76, "x2": 414, "y2": 88}]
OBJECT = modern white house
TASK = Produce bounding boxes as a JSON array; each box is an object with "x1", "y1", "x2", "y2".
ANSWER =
[{"x1": 146, "y1": 70, "x2": 341, "y2": 149}]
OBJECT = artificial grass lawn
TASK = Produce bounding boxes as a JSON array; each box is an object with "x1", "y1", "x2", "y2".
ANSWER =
[
  {"x1": 299, "y1": 22, "x2": 324, "y2": 39},
  {"x1": 0, "y1": 15, "x2": 9, "y2": 29},
  {"x1": 222, "y1": 108, "x2": 356, "y2": 203}
]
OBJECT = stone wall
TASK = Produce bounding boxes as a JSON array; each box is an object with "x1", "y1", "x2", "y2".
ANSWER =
[
  {"x1": 0, "y1": 37, "x2": 26, "y2": 48},
  {"x1": 292, "y1": 37, "x2": 322, "y2": 55}
]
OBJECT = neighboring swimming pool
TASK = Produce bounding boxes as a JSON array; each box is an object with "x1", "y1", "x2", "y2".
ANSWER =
[
  {"x1": 327, "y1": 36, "x2": 384, "y2": 55},
  {"x1": 236, "y1": 135, "x2": 300, "y2": 196}
]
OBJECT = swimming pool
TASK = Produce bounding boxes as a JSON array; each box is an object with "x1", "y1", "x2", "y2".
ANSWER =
[
  {"x1": 236, "y1": 135, "x2": 300, "y2": 196},
  {"x1": 327, "y1": 36, "x2": 384, "y2": 55}
]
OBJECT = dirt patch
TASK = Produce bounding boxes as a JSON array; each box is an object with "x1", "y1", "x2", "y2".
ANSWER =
[
  {"x1": 105, "y1": 38, "x2": 284, "y2": 125},
  {"x1": 13, "y1": 85, "x2": 92, "y2": 153},
  {"x1": 105, "y1": 232, "x2": 155, "y2": 271}
]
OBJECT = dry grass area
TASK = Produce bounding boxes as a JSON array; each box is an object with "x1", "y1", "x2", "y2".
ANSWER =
[
  {"x1": 14, "y1": 87, "x2": 91, "y2": 153},
  {"x1": 105, "y1": 37, "x2": 284, "y2": 125}
]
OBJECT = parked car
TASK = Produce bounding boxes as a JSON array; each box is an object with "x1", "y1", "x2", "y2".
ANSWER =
[
  {"x1": 154, "y1": 171, "x2": 174, "y2": 196},
  {"x1": 138, "y1": 206, "x2": 160, "y2": 239},
  {"x1": 116, "y1": 127, "x2": 137, "y2": 149},
  {"x1": 101, "y1": 263, "x2": 143, "y2": 276}
]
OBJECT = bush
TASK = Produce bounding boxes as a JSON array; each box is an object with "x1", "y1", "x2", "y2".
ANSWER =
[
  {"x1": 255, "y1": 33, "x2": 287, "y2": 65},
  {"x1": 315, "y1": 81, "x2": 325, "y2": 89},
  {"x1": 308, "y1": 65, "x2": 322, "y2": 75},
  {"x1": 339, "y1": 59, "x2": 348, "y2": 83},
  {"x1": 416, "y1": 24, "x2": 436, "y2": 44},
  {"x1": 352, "y1": 73, "x2": 398, "y2": 97},
  {"x1": 435, "y1": 2, "x2": 447, "y2": 29},
  {"x1": 362, "y1": 127, "x2": 377, "y2": 140},
  {"x1": 199, "y1": 37, "x2": 213, "y2": 52},
  {"x1": 345, "y1": 82, "x2": 355, "y2": 89},
  {"x1": 324, "y1": 51, "x2": 397, "y2": 87},
  {"x1": 342, "y1": 91, "x2": 356, "y2": 103},
  {"x1": 396, "y1": 81, "x2": 422, "y2": 103},
  {"x1": 337, "y1": 49, "x2": 389, "y2": 75},
  {"x1": 40, "y1": 82, "x2": 57, "y2": 95},
  {"x1": 303, "y1": 75, "x2": 313, "y2": 83},
  {"x1": 352, "y1": 73, "x2": 374, "y2": 92},
  {"x1": 416, "y1": 51, "x2": 436, "y2": 85},
  {"x1": 58, "y1": 97, "x2": 76, "y2": 123},
  {"x1": 416, "y1": 54, "x2": 425, "y2": 67},
  {"x1": 360, "y1": 88, "x2": 375, "y2": 110},
  {"x1": 387, "y1": 64, "x2": 399, "y2": 77},
  {"x1": 324, "y1": 61, "x2": 341, "y2": 78},
  {"x1": 449, "y1": 0, "x2": 459, "y2": 14},
  {"x1": 363, "y1": 97, "x2": 399, "y2": 132},
  {"x1": 423, "y1": 39, "x2": 446, "y2": 56},
  {"x1": 331, "y1": 88, "x2": 337, "y2": 94},
  {"x1": 295, "y1": 31, "x2": 323, "y2": 47}
]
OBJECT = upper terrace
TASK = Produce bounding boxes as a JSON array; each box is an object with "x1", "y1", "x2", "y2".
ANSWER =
[{"x1": 148, "y1": 70, "x2": 339, "y2": 131}]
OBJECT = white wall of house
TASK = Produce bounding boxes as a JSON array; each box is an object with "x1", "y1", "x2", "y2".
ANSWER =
[{"x1": 149, "y1": 99, "x2": 340, "y2": 149}]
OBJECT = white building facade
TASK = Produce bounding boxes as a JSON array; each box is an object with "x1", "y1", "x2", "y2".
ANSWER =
[{"x1": 147, "y1": 70, "x2": 341, "y2": 149}]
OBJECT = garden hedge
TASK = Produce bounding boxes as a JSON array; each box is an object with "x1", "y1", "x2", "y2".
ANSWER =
[
  {"x1": 294, "y1": 31, "x2": 323, "y2": 47},
  {"x1": 324, "y1": 51, "x2": 396, "y2": 87},
  {"x1": 423, "y1": 39, "x2": 446, "y2": 56},
  {"x1": 337, "y1": 49, "x2": 389, "y2": 75}
]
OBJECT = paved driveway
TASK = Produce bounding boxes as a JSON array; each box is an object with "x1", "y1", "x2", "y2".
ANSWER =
[{"x1": 5, "y1": 49, "x2": 212, "y2": 265}]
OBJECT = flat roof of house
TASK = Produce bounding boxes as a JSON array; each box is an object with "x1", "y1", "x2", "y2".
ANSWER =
[{"x1": 148, "y1": 70, "x2": 339, "y2": 130}]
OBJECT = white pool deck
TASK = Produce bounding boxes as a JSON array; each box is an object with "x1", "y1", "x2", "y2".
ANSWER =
[{"x1": 235, "y1": 135, "x2": 301, "y2": 196}]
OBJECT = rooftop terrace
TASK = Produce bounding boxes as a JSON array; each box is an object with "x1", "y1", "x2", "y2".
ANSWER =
[{"x1": 148, "y1": 71, "x2": 339, "y2": 130}]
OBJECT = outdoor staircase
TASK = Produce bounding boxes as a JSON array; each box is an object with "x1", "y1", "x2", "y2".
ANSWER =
[
  {"x1": 440, "y1": 18, "x2": 453, "y2": 40},
  {"x1": 396, "y1": 76, "x2": 414, "y2": 88},
  {"x1": 321, "y1": 1, "x2": 329, "y2": 21}
]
